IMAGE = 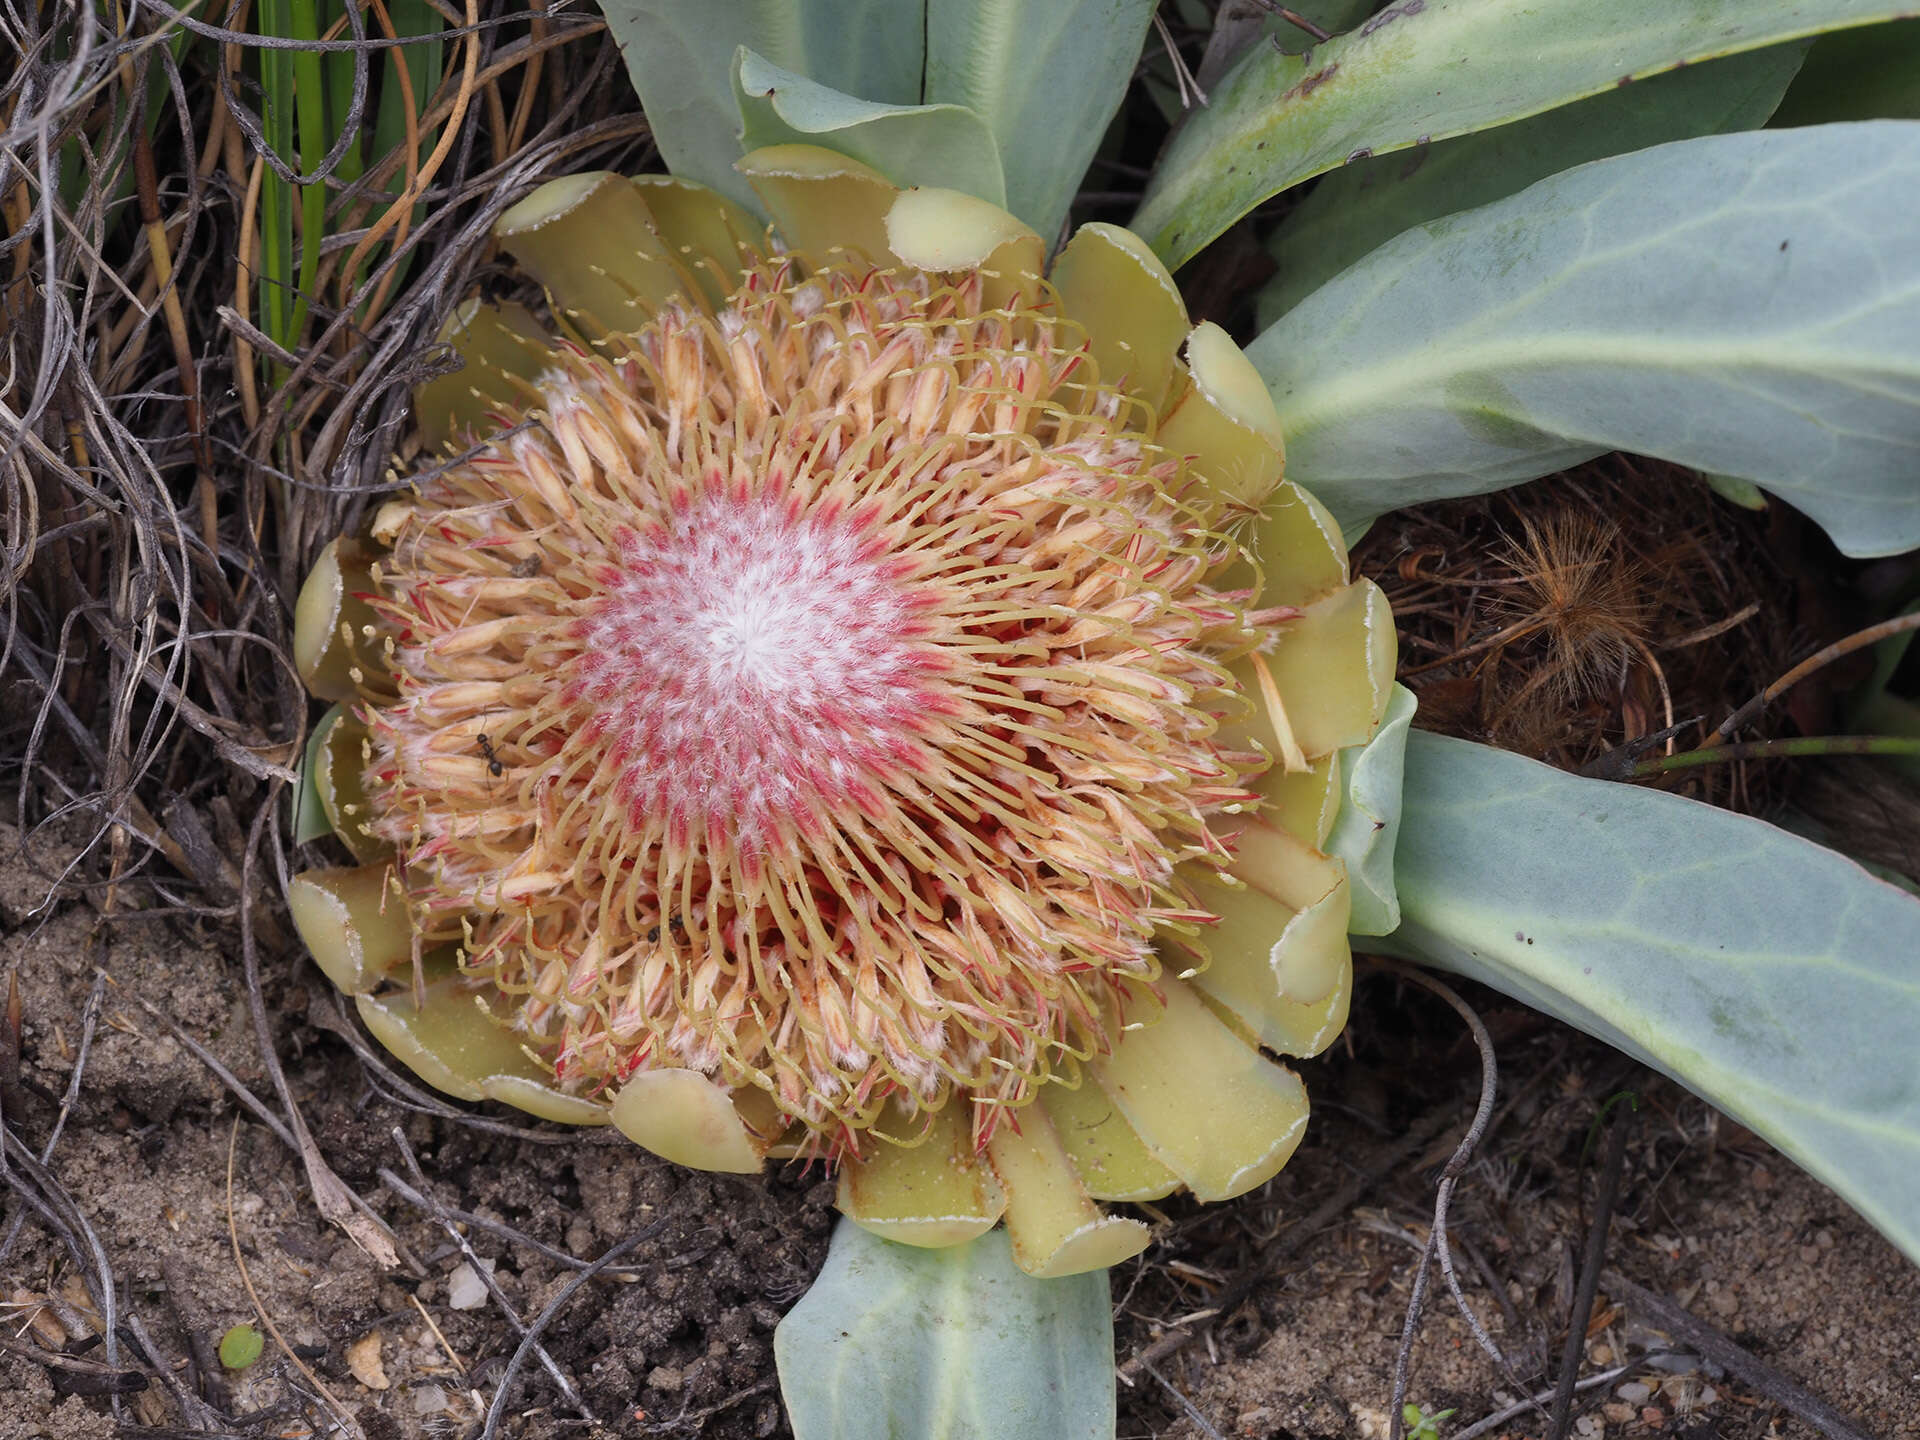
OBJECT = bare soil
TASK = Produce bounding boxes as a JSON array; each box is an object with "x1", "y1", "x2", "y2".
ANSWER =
[{"x1": 4, "y1": 835, "x2": 1915, "y2": 1440}]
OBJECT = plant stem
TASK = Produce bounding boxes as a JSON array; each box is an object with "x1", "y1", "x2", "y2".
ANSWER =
[
  {"x1": 1713, "y1": 612, "x2": 1920, "y2": 742},
  {"x1": 1631, "y1": 734, "x2": 1920, "y2": 777}
]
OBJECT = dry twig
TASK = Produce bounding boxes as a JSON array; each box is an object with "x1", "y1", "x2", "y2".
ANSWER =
[
  {"x1": 1376, "y1": 962, "x2": 1505, "y2": 1440},
  {"x1": 386, "y1": 1124, "x2": 597, "y2": 1421},
  {"x1": 1547, "y1": 1099, "x2": 1636, "y2": 1440},
  {"x1": 1601, "y1": 1270, "x2": 1879, "y2": 1440}
]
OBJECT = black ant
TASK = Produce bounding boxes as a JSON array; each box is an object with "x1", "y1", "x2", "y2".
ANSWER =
[
  {"x1": 476, "y1": 733, "x2": 505, "y2": 777},
  {"x1": 646, "y1": 915, "x2": 688, "y2": 943}
]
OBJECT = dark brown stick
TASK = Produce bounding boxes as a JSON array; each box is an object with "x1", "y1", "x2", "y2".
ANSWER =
[
  {"x1": 1601, "y1": 1270, "x2": 1882, "y2": 1440},
  {"x1": 1712, "y1": 613, "x2": 1920, "y2": 743},
  {"x1": 1547, "y1": 1103, "x2": 1633, "y2": 1440}
]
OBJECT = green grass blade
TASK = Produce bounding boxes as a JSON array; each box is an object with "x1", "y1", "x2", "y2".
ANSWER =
[
  {"x1": 324, "y1": 0, "x2": 366, "y2": 185},
  {"x1": 258, "y1": 0, "x2": 296, "y2": 367},
  {"x1": 371, "y1": 0, "x2": 444, "y2": 176},
  {"x1": 288, "y1": 0, "x2": 326, "y2": 351},
  {"x1": 353, "y1": 0, "x2": 443, "y2": 303}
]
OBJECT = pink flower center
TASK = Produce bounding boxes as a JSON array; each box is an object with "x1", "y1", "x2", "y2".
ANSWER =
[{"x1": 568, "y1": 488, "x2": 947, "y2": 860}]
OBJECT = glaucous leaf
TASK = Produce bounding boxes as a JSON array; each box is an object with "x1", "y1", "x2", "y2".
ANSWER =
[
  {"x1": 775, "y1": 1222, "x2": 1115, "y2": 1440},
  {"x1": 924, "y1": 0, "x2": 1157, "y2": 243},
  {"x1": 1256, "y1": 42, "x2": 1809, "y2": 325},
  {"x1": 1251, "y1": 123, "x2": 1920, "y2": 559},
  {"x1": 1382, "y1": 729, "x2": 1920, "y2": 1265},
  {"x1": 601, "y1": 0, "x2": 924, "y2": 209},
  {"x1": 1328, "y1": 683, "x2": 1416, "y2": 937},
  {"x1": 734, "y1": 50, "x2": 1007, "y2": 205},
  {"x1": 290, "y1": 709, "x2": 336, "y2": 846},
  {"x1": 1134, "y1": 0, "x2": 1913, "y2": 268},
  {"x1": 1774, "y1": 807, "x2": 1920, "y2": 898}
]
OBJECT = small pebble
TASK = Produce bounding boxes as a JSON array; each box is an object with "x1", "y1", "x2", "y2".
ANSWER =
[
  {"x1": 1590, "y1": 1343, "x2": 1614, "y2": 1365},
  {"x1": 346, "y1": 1332, "x2": 390, "y2": 1391},
  {"x1": 1641, "y1": 1406, "x2": 1666, "y2": 1428},
  {"x1": 447, "y1": 1258, "x2": 496, "y2": 1310},
  {"x1": 1617, "y1": 1382, "x2": 1652, "y2": 1405},
  {"x1": 648, "y1": 1365, "x2": 685, "y2": 1393},
  {"x1": 1603, "y1": 1403, "x2": 1637, "y2": 1425}
]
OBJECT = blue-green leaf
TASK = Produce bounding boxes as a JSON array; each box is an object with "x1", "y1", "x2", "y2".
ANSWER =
[
  {"x1": 1133, "y1": 0, "x2": 1914, "y2": 269},
  {"x1": 734, "y1": 49, "x2": 1007, "y2": 205},
  {"x1": 1330, "y1": 683, "x2": 1416, "y2": 937},
  {"x1": 1382, "y1": 729, "x2": 1920, "y2": 1264},
  {"x1": 1252, "y1": 122, "x2": 1920, "y2": 559},
  {"x1": 924, "y1": 0, "x2": 1157, "y2": 242},
  {"x1": 775, "y1": 1222, "x2": 1115, "y2": 1440},
  {"x1": 290, "y1": 706, "x2": 337, "y2": 846},
  {"x1": 1256, "y1": 42, "x2": 1809, "y2": 327},
  {"x1": 600, "y1": 0, "x2": 925, "y2": 209}
]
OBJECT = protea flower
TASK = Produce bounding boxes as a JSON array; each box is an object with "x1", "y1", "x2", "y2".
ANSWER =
[{"x1": 289, "y1": 144, "x2": 1393, "y2": 1279}]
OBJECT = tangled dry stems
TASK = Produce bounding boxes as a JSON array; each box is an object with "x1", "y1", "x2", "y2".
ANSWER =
[
  {"x1": 2, "y1": 0, "x2": 646, "y2": 911},
  {"x1": 0, "y1": 5, "x2": 668, "y2": 1433}
]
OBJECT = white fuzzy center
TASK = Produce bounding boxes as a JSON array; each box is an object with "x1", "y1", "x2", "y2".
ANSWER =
[{"x1": 571, "y1": 491, "x2": 938, "y2": 854}]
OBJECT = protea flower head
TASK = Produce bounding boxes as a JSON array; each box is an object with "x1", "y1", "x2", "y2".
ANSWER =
[{"x1": 289, "y1": 145, "x2": 1394, "y2": 1279}]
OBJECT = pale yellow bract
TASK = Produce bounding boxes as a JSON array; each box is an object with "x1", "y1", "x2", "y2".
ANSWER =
[{"x1": 288, "y1": 143, "x2": 1394, "y2": 1279}]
